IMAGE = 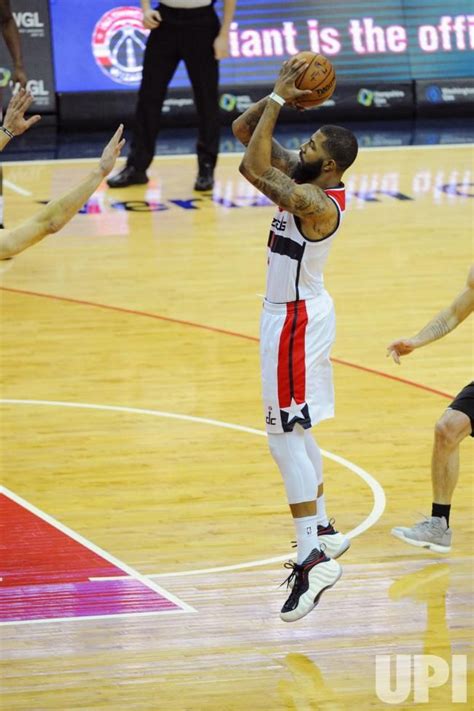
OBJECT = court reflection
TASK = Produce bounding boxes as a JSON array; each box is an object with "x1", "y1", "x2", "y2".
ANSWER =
[
  {"x1": 389, "y1": 562, "x2": 451, "y2": 658},
  {"x1": 389, "y1": 561, "x2": 472, "y2": 708},
  {"x1": 278, "y1": 652, "x2": 351, "y2": 710}
]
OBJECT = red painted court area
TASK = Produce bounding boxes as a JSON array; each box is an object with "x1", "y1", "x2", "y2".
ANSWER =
[{"x1": 0, "y1": 490, "x2": 185, "y2": 624}]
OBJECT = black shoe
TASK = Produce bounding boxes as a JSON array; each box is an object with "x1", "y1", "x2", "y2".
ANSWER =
[
  {"x1": 280, "y1": 548, "x2": 341, "y2": 622},
  {"x1": 194, "y1": 164, "x2": 214, "y2": 191},
  {"x1": 107, "y1": 165, "x2": 148, "y2": 188}
]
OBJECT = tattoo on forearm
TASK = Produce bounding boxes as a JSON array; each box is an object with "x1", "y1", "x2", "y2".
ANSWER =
[
  {"x1": 249, "y1": 167, "x2": 326, "y2": 215},
  {"x1": 270, "y1": 142, "x2": 298, "y2": 175},
  {"x1": 235, "y1": 99, "x2": 268, "y2": 144},
  {"x1": 417, "y1": 315, "x2": 451, "y2": 344},
  {"x1": 243, "y1": 113, "x2": 260, "y2": 139}
]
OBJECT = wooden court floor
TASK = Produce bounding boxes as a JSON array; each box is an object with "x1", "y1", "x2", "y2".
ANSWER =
[{"x1": 0, "y1": 144, "x2": 473, "y2": 710}]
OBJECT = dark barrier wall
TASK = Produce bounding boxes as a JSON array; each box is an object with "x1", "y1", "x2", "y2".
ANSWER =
[{"x1": 0, "y1": 0, "x2": 55, "y2": 112}]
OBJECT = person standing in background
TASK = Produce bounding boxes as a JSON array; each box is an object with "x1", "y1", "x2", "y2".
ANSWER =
[
  {"x1": 107, "y1": 0, "x2": 236, "y2": 192},
  {"x1": 0, "y1": 0, "x2": 27, "y2": 88}
]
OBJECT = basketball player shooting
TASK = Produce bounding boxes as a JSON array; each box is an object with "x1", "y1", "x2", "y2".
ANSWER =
[{"x1": 232, "y1": 57, "x2": 358, "y2": 622}]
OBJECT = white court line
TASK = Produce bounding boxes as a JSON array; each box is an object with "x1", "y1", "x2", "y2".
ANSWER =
[
  {"x1": 151, "y1": 451, "x2": 385, "y2": 578},
  {"x1": 0, "y1": 484, "x2": 196, "y2": 626},
  {"x1": 3, "y1": 179, "x2": 32, "y2": 196},
  {"x1": 2, "y1": 609, "x2": 188, "y2": 627},
  {"x1": 1, "y1": 143, "x2": 472, "y2": 167},
  {"x1": 1, "y1": 398, "x2": 386, "y2": 579}
]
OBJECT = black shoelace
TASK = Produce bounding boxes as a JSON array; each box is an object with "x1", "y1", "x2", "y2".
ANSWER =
[{"x1": 280, "y1": 561, "x2": 304, "y2": 606}]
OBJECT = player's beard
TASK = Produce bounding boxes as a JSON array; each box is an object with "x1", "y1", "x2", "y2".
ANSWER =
[{"x1": 292, "y1": 158, "x2": 324, "y2": 184}]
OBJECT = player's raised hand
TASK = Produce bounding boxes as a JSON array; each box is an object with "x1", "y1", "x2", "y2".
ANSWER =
[
  {"x1": 98, "y1": 125, "x2": 126, "y2": 177},
  {"x1": 386, "y1": 338, "x2": 416, "y2": 364},
  {"x1": 3, "y1": 87, "x2": 41, "y2": 136},
  {"x1": 273, "y1": 57, "x2": 313, "y2": 105}
]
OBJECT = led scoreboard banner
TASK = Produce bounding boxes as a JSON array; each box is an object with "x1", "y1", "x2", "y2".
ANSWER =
[{"x1": 49, "y1": 0, "x2": 473, "y2": 93}]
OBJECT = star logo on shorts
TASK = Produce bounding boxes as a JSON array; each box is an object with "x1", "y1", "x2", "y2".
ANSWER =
[{"x1": 281, "y1": 398, "x2": 307, "y2": 424}]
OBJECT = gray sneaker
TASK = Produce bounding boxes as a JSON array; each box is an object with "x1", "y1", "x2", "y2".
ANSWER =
[{"x1": 391, "y1": 516, "x2": 452, "y2": 553}]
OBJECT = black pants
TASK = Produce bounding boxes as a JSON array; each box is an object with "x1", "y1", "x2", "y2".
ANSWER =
[{"x1": 128, "y1": 3, "x2": 220, "y2": 172}]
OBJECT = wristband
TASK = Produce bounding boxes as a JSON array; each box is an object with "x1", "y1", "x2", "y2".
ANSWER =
[
  {"x1": 0, "y1": 126, "x2": 14, "y2": 139},
  {"x1": 269, "y1": 92, "x2": 286, "y2": 107}
]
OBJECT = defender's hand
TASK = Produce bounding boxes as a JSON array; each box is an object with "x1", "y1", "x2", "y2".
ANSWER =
[
  {"x1": 98, "y1": 125, "x2": 126, "y2": 177},
  {"x1": 386, "y1": 338, "x2": 416, "y2": 364},
  {"x1": 3, "y1": 88, "x2": 41, "y2": 136}
]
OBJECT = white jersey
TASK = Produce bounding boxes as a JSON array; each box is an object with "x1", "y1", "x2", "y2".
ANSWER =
[{"x1": 265, "y1": 184, "x2": 346, "y2": 303}]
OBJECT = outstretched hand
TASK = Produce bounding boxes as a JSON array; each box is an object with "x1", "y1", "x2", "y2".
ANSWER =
[
  {"x1": 98, "y1": 125, "x2": 126, "y2": 176},
  {"x1": 3, "y1": 88, "x2": 41, "y2": 136},
  {"x1": 273, "y1": 58, "x2": 314, "y2": 106},
  {"x1": 386, "y1": 338, "x2": 416, "y2": 364}
]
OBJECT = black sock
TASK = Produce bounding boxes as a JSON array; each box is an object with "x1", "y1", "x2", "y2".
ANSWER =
[{"x1": 432, "y1": 502, "x2": 451, "y2": 526}]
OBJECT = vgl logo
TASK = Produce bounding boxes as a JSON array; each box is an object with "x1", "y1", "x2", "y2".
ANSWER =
[
  {"x1": 375, "y1": 655, "x2": 467, "y2": 704},
  {"x1": 13, "y1": 12, "x2": 44, "y2": 29}
]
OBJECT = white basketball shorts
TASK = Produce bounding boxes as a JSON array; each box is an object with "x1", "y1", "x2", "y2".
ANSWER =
[{"x1": 260, "y1": 293, "x2": 335, "y2": 434}]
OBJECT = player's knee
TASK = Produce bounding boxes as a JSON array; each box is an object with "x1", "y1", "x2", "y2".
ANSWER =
[
  {"x1": 267, "y1": 433, "x2": 285, "y2": 464},
  {"x1": 434, "y1": 413, "x2": 466, "y2": 449}
]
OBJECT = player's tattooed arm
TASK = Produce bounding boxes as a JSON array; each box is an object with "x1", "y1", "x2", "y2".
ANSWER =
[
  {"x1": 411, "y1": 314, "x2": 451, "y2": 346},
  {"x1": 387, "y1": 265, "x2": 474, "y2": 362},
  {"x1": 412, "y1": 268, "x2": 474, "y2": 346},
  {"x1": 270, "y1": 141, "x2": 299, "y2": 175},
  {"x1": 232, "y1": 98, "x2": 299, "y2": 176},
  {"x1": 231, "y1": 97, "x2": 268, "y2": 144},
  {"x1": 240, "y1": 163, "x2": 334, "y2": 219},
  {"x1": 238, "y1": 66, "x2": 336, "y2": 223}
]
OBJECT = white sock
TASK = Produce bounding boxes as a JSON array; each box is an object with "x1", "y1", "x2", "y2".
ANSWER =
[
  {"x1": 317, "y1": 494, "x2": 329, "y2": 527},
  {"x1": 294, "y1": 515, "x2": 319, "y2": 563}
]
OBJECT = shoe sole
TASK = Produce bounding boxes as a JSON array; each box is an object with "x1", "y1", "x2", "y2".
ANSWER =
[
  {"x1": 106, "y1": 178, "x2": 148, "y2": 188},
  {"x1": 280, "y1": 564, "x2": 342, "y2": 623},
  {"x1": 391, "y1": 528, "x2": 451, "y2": 553}
]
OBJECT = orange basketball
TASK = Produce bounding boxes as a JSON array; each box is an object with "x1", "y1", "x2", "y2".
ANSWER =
[{"x1": 294, "y1": 51, "x2": 336, "y2": 108}]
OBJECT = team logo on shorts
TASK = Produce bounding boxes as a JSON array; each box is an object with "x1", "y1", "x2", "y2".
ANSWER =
[{"x1": 92, "y1": 6, "x2": 149, "y2": 86}]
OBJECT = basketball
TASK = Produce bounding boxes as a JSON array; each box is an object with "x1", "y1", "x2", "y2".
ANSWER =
[{"x1": 294, "y1": 51, "x2": 336, "y2": 108}]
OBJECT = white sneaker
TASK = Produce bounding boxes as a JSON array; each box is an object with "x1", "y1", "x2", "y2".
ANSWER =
[
  {"x1": 317, "y1": 520, "x2": 351, "y2": 559},
  {"x1": 280, "y1": 548, "x2": 342, "y2": 623},
  {"x1": 391, "y1": 516, "x2": 452, "y2": 553}
]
